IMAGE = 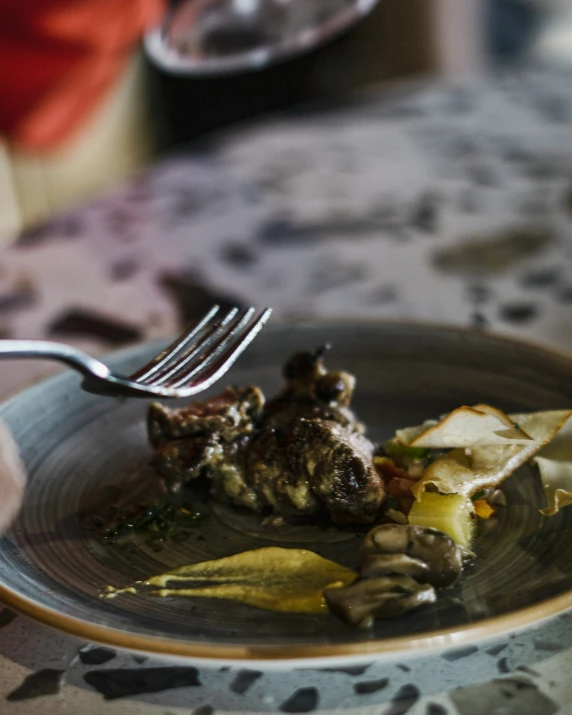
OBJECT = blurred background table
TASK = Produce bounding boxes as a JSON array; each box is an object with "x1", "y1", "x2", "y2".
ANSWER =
[
  {"x1": 2, "y1": 59, "x2": 572, "y2": 714},
  {"x1": 0, "y1": 0, "x2": 548, "y2": 240}
]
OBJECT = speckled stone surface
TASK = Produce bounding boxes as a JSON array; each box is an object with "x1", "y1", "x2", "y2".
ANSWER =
[{"x1": 3, "y1": 62, "x2": 572, "y2": 713}]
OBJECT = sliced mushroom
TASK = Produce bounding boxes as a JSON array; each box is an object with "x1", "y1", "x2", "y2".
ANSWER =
[
  {"x1": 314, "y1": 371, "x2": 355, "y2": 408},
  {"x1": 324, "y1": 575, "x2": 436, "y2": 628},
  {"x1": 402, "y1": 526, "x2": 464, "y2": 589},
  {"x1": 488, "y1": 488, "x2": 506, "y2": 507},
  {"x1": 360, "y1": 524, "x2": 464, "y2": 589},
  {"x1": 360, "y1": 553, "x2": 430, "y2": 580},
  {"x1": 360, "y1": 522, "x2": 409, "y2": 555}
]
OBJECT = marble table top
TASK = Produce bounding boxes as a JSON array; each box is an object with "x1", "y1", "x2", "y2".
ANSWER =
[{"x1": 2, "y1": 61, "x2": 572, "y2": 715}]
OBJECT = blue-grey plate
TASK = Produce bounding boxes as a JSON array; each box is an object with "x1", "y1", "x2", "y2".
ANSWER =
[{"x1": 1, "y1": 321, "x2": 572, "y2": 667}]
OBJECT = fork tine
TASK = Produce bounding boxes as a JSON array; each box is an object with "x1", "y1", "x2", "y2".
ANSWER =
[
  {"x1": 168, "y1": 307, "x2": 272, "y2": 391},
  {"x1": 135, "y1": 307, "x2": 239, "y2": 386},
  {"x1": 138, "y1": 306, "x2": 245, "y2": 386},
  {"x1": 129, "y1": 305, "x2": 222, "y2": 382},
  {"x1": 150, "y1": 307, "x2": 255, "y2": 387}
]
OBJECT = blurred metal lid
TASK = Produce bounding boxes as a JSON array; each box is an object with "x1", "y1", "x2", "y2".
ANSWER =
[{"x1": 145, "y1": 0, "x2": 381, "y2": 76}]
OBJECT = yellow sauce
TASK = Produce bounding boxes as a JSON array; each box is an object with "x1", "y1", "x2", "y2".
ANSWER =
[
  {"x1": 103, "y1": 547, "x2": 356, "y2": 614},
  {"x1": 100, "y1": 585, "x2": 137, "y2": 599}
]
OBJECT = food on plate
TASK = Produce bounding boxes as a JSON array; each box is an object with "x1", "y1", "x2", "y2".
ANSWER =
[
  {"x1": 408, "y1": 493, "x2": 475, "y2": 548},
  {"x1": 359, "y1": 523, "x2": 467, "y2": 589},
  {"x1": 392, "y1": 404, "x2": 572, "y2": 515},
  {"x1": 94, "y1": 348, "x2": 572, "y2": 629},
  {"x1": 148, "y1": 347, "x2": 384, "y2": 525},
  {"x1": 103, "y1": 547, "x2": 356, "y2": 613},
  {"x1": 82, "y1": 497, "x2": 207, "y2": 551},
  {"x1": 324, "y1": 523, "x2": 468, "y2": 628}
]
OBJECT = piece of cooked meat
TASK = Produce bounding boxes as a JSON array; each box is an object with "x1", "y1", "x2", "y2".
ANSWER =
[
  {"x1": 293, "y1": 419, "x2": 383, "y2": 524},
  {"x1": 149, "y1": 386, "x2": 264, "y2": 508},
  {"x1": 148, "y1": 386, "x2": 264, "y2": 447},
  {"x1": 245, "y1": 426, "x2": 320, "y2": 516},
  {"x1": 147, "y1": 349, "x2": 385, "y2": 524},
  {"x1": 242, "y1": 419, "x2": 383, "y2": 523}
]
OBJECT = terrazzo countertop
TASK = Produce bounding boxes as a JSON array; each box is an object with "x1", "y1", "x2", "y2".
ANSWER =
[{"x1": 2, "y1": 62, "x2": 572, "y2": 714}]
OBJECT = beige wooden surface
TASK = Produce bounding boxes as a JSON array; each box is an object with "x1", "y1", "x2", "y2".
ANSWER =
[{"x1": 0, "y1": 54, "x2": 154, "y2": 246}]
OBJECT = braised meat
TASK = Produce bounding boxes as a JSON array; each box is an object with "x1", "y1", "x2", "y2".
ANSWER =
[
  {"x1": 149, "y1": 386, "x2": 265, "y2": 510},
  {"x1": 262, "y1": 347, "x2": 363, "y2": 432},
  {"x1": 292, "y1": 420, "x2": 383, "y2": 524},
  {"x1": 149, "y1": 386, "x2": 264, "y2": 446},
  {"x1": 148, "y1": 348, "x2": 385, "y2": 525}
]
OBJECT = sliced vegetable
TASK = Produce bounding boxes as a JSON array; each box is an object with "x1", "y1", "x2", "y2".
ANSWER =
[
  {"x1": 384, "y1": 440, "x2": 430, "y2": 461},
  {"x1": 396, "y1": 407, "x2": 572, "y2": 515},
  {"x1": 471, "y1": 489, "x2": 489, "y2": 501},
  {"x1": 408, "y1": 492, "x2": 475, "y2": 548},
  {"x1": 386, "y1": 477, "x2": 416, "y2": 498},
  {"x1": 410, "y1": 442, "x2": 538, "y2": 499},
  {"x1": 395, "y1": 422, "x2": 437, "y2": 445},
  {"x1": 374, "y1": 456, "x2": 412, "y2": 481},
  {"x1": 532, "y1": 414, "x2": 572, "y2": 515},
  {"x1": 473, "y1": 499, "x2": 495, "y2": 519},
  {"x1": 403, "y1": 406, "x2": 533, "y2": 449}
]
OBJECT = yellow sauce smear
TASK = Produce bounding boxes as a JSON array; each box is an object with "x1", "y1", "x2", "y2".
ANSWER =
[
  {"x1": 101, "y1": 586, "x2": 137, "y2": 599},
  {"x1": 105, "y1": 547, "x2": 356, "y2": 614}
]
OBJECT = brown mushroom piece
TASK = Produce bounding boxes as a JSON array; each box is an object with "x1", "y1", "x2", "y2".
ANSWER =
[
  {"x1": 262, "y1": 348, "x2": 363, "y2": 433},
  {"x1": 314, "y1": 371, "x2": 355, "y2": 408},
  {"x1": 360, "y1": 523, "x2": 464, "y2": 589},
  {"x1": 360, "y1": 553, "x2": 430, "y2": 580},
  {"x1": 324, "y1": 575, "x2": 436, "y2": 629}
]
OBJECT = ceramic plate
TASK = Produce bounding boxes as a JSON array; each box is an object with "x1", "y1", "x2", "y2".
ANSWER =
[
  {"x1": 145, "y1": 0, "x2": 380, "y2": 76},
  {"x1": 2, "y1": 322, "x2": 572, "y2": 667}
]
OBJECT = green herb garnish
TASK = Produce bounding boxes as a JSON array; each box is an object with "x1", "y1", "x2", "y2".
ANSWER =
[
  {"x1": 85, "y1": 499, "x2": 207, "y2": 551},
  {"x1": 384, "y1": 440, "x2": 430, "y2": 461}
]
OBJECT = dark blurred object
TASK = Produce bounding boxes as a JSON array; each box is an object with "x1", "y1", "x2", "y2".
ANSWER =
[
  {"x1": 487, "y1": 0, "x2": 543, "y2": 62},
  {"x1": 146, "y1": 0, "x2": 435, "y2": 149},
  {"x1": 146, "y1": 0, "x2": 379, "y2": 75}
]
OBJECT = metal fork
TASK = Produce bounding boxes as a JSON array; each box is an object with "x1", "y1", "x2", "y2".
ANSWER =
[{"x1": 0, "y1": 306, "x2": 272, "y2": 398}]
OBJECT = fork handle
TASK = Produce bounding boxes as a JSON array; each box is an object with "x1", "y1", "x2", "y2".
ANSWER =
[{"x1": 0, "y1": 340, "x2": 111, "y2": 380}]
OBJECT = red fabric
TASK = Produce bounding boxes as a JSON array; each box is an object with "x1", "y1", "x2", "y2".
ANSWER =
[{"x1": 0, "y1": 0, "x2": 165, "y2": 151}]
